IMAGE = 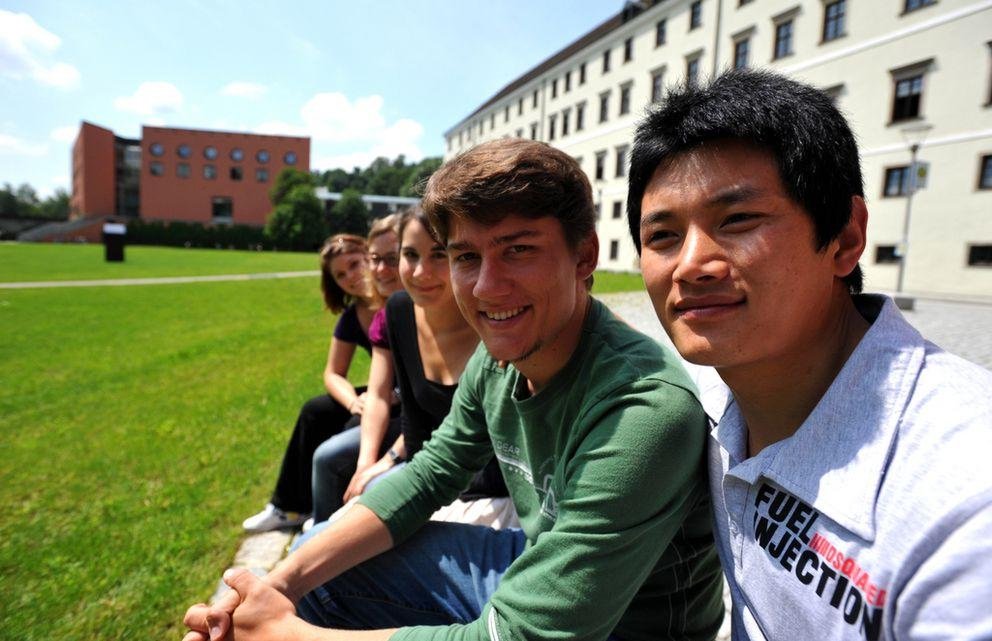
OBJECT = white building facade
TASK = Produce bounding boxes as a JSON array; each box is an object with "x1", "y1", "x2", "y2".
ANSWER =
[{"x1": 444, "y1": 0, "x2": 992, "y2": 299}]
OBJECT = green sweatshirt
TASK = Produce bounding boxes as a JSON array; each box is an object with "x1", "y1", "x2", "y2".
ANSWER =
[{"x1": 359, "y1": 298, "x2": 724, "y2": 641}]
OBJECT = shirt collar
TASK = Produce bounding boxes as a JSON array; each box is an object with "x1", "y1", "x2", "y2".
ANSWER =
[{"x1": 711, "y1": 294, "x2": 926, "y2": 541}]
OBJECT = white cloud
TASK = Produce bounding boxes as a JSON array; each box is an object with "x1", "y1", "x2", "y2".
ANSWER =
[
  {"x1": 0, "y1": 133, "x2": 47, "y2": 156},
  {"x1": 0, "y1": 10, "x2": 80, "y2": 89},
  {"x1": 114, "y1": 81, "x2": 183, "y2": 116},
  {"x1": 221, "y1": 81, "x2": 267, "y2": 100},
  {"x1": 49, "y1": 124, "x2": 77, "y2": 143}
]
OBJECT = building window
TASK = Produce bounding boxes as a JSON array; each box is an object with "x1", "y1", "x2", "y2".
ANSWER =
[
  {"x1": 875, "y1": 245, "x2": 900, "y2": 264},
  {"x1": 533, "y1": 90, "x2": 539, "y2": 107},
  {"x1": 176, "y1": 162, "x2": 190, "y2": 178},
  {"x1": 565, "y1": 71, "x2": 572, "y2": 92},
  {"x1": 490, "y1": 113, "x2": 495, "y2": 128},
  {"x1": 979, "y1": 155, "x2": 992, "y2": 189},
  {"x1": 177, "y1": 144, "x2": 191, "y2": 158},
  {"x1": 203, "y1": 164, "x2": 217, "y2": 180},
  {"x1": 651, "y1": 69, "x2": 665, "y2": 102},
  {"x1": 823, "y1": 0, "x2": 846, "y2": 42},
  {"x1": 516, "y1": 128, "x2": 524, "y2": 138},
  {"x1": 229, "y1": 148, "x2": 243, "y2": 162},
  {"x1": 686, "y1": 55, "x2": 701, "y2": 87},
  {"x1": 149, "y1": 161, "x2": 164, "y2": 176},
  {"x1": 883, "y1": 166, "x2": 911, "y2": 197},
  {"x1": 149, "y1": 142, "x2": 164, "y2": 157},
  {"x1": 530, "y1": 122, "x2": 538, "y2": 140},
  {"x1": 690, "y1": 1, "x2": 703, "y2": 30},
  {"x1": 774, "y1": 20, "x2": 794, "y2": 59},
  {"x1": 548, "y1": 114, "x2": 557, "y2": 141},
  {"x1": 230, "y1": 166, "x2": 243, "y2": 181},
  {"x1": 612, "y1": 201, "x2": 623, "y2": 219},
  {"x1": 624, "y1": 37, "x2": 633, "y2": 62},
  {"x1": 574, "y1": 155, "x2": 583, "y2": 167},
  {"x1": 204, "y1": 146, "x2": 218, "y2": 160},
  {"x1": 610, "y1": 240, "x2": 620, "y2": 261},
  {"x1": 904, "y1": 0, "x2": 936, "y2": 12},
  {"x1": 518, "y1": 98, "x2": 524, "y2": 115},
  {"x1": 576, "y1": 102, "x2": 586, "y2": 131},
  {"x1": 212, "y1": 197, "x2": 232, "y2": 220},
  {"x1": 968, "y1": 245, "x2": 992, "y2": 267},
  {"x1": 822, "y1": 83, "x2": 845, "y2": 103},
  {"x1": 656, "y1": 19, "x2": 667, "y2": 46},
  {"x1": 562, "y1": 108, "x2": 571, "y2": 136},
  {"x1": 734, "y1": 37, "x2": 750, "y2": 69},
  {"x1": 619, "y1": 83, "x2": 632, "y2": 115},
  {"x1": 256, "y1": 149, "x2": 269, "y2": 163},
  {"x1": 504, "y1": 105, "x2": 510, "y2": 123},
  {"x1": 580, "y1": 62, "x2": 587, "y2": 85},
  {"x1": 595, "y1": 151, "x2": 607, "y2": 180},
  {"x1": 256, "y1": 168, "x2": 269, "y2": 182},
  {"x1": 552, "y1": 78, "x2": 558, "y2": 99},
  {"x1": 284, "y1": 151, "x2": 297, "y2": 165},
  {"x1": 599, "y1": 92, "x2": 610, "y2": 123},
  {"x1": 603, "y1": 48, "x2": 611, "y2": 73},
  {"x1": 892, "y1": 74, "x2": 924, "y2": 122},
  {"x1": 615, "y1": 145, "x2": 629, "y2": 178}
]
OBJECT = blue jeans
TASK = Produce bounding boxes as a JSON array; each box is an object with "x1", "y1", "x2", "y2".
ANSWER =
[
  {"x1": 311, "y1": 419, "x2": 401, "y2": 522},
  {"x1": 294, "y1": 521, "x2": 527, "y2": 628}
]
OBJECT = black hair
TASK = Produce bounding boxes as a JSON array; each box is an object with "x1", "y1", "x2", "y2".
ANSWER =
[{"x1": 627, "y1": 69, "x2": 864, "y2": 293}]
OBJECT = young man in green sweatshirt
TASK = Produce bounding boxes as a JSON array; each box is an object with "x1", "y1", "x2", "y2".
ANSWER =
[{"x1": 182, "y1": 138, "x2": 724, "y2": 641}]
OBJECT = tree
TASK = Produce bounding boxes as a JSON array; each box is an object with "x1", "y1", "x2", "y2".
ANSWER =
[
  {"x1": 37, "y1": 188, "x2": 70, "y2": 220},
  {"x1": 264, "y1": 183, "x2": 327, "y2": 251},
  {"x1": 328, "y1": 188, "x2": 369, "y2": 236},
  {"x1": 400, "y1": 157, "x2": 443, "y2": 197},
  {"x1": 269, "y1": 167, "x2": 314, "y2": 206}
]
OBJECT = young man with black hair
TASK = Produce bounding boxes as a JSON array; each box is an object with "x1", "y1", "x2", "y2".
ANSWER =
[
  {"x1": 182, "y1": 138, "x2": 724, "y2": 641},
  {"x1": 628, "y1": 69, "x2": 992, "y2": 640}
]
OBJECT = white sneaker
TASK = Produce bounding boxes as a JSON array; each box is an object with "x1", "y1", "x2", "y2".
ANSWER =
[{"x1": 242, "y1": 503, "x2": 310, "y2": 533}]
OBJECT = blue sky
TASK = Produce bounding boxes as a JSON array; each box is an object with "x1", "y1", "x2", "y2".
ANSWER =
[{"x1": 0, "y1": 1, "x2": 620, "y2": 197}]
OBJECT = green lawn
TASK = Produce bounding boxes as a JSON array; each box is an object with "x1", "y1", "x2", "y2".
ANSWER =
[
  {"x1": 0, "y1": 244, "x2": 642, "y2": 640},
  {"x1": 0, "y1": 242, "x2": 317, "y2": 282}
]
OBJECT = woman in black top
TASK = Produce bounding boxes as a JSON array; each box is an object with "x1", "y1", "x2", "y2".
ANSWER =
[
  {"x1": 311, "y1": 208, "x2": 506, "y2": 523},
  {"x1": 243, "y1": 224, "x2": 402, "y2": 532}
]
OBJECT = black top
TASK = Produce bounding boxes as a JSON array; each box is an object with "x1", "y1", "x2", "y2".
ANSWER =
[
  {"x1": 386, "y1": 292, "x2": 508, "y2": 499},
  {"x1": 332, "y1": 304, "x2": 372, "y2": 353}
]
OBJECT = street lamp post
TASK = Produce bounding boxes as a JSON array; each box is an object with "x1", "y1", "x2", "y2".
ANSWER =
[{"x1": 894, "y1": 124, "x2": 932, "y2": 311}]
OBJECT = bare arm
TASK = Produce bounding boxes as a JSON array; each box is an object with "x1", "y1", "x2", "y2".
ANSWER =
[
  {"x1": 354, "y1": 346, "x2": 394, "y2": 469},
  {"x1": 324, "y1": 338, "x2": 363, "y2": 413}
]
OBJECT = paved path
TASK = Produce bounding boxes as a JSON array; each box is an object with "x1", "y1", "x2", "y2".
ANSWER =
[{"x1": 0, "y1": 270, "x2": 319, "y2": 289}]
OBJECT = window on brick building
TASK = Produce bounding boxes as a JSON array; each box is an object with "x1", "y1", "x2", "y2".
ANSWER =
[
  {"x1": 150, "y1": 161, "x2": 164, "y2": 176},
  {"x1": 230, "y1": 166, "x2": 243, "y2": 181}
]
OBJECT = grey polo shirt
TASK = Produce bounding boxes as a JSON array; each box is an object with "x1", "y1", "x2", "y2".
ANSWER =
[{"x1": 708, "y1": 295, "x2": 992, "y2": 640}]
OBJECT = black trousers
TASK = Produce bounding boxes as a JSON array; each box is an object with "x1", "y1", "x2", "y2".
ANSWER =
[{"x1": 269, "y1": 391, "x2": 364, "y2": 513}]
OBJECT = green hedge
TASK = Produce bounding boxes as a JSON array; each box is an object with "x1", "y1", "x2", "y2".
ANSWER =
[{"x1": 125, "y1": 219, "x2": 272, "y2": 250}]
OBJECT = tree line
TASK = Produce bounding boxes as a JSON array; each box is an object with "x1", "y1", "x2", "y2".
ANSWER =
[{"x1": 0, "y1": 184, "x2": 70, "y2": 220}]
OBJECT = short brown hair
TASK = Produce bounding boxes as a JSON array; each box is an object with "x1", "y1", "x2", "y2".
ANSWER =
[
  {"x1": 318, "y1": 233, "x2": 368, "y2": 313},
  {"x1": 368, "y1": 213, "x2": 400, "y2": 243},
  {"x1": 422, "y1": 139, "x2": 595, "y2": 251}
]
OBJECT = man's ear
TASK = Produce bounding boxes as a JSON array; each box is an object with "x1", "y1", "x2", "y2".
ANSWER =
[
  {"x1": 576, "y1": 231, "x2": 599, "y2": 282},
  {"x1": 833, "y1": 196, "x2": 867, "y2": 278}
]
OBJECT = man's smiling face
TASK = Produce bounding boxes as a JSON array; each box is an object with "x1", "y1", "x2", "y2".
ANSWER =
[
  {"x1": 638, "y1": 141, "x2": 846, "y2": 374},
  {"x1": 447, "y1": 214, "x2": 594, "y2": 369}
]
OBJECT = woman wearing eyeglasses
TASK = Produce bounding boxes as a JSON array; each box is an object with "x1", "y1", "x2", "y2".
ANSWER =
[{"x1": 243, "y1": 217, "x2": 404, "y2": 532}]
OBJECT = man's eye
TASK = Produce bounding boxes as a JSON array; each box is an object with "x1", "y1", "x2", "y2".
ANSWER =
[
  {"x1": 508, "y1": 245, "x2": 531, "y2": 255},
  {"x1": 454, "y1": 252, "x2": 479, "y2": 263},
  {"x1": 723, "y1": 213, "x2": 758, "y2": 227},
  {"x1": 644, "y1": 229, "x2": 677, "y2": 245}
]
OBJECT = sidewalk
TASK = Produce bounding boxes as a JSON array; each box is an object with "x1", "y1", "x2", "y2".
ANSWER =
[{"x1": 0, "y1": 270, "x2": 319, "y2": 289}]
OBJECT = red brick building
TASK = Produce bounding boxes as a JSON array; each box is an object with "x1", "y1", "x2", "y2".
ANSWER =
[{"x1": 70, "y1": 121, "x2": 310, "y2": 226}]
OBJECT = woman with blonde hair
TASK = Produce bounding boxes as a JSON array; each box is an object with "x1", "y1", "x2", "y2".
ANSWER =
[{"x1": 243, "y1": 222, "x2": 403, "y2": 532}]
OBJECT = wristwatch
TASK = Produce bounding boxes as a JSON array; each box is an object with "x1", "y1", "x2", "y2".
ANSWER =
[{"x1": 387, "y1": 449, "x2": 404, "y2": 464}]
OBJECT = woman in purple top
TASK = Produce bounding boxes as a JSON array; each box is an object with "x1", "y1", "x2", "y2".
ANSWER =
[{"x1": 243, "y1": 219, "x2": 403, "y2": 532}]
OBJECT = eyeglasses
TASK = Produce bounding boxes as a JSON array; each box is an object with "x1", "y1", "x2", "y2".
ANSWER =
[{"x1": 369, "y1": 253, "x2": 399, "y2": 268}]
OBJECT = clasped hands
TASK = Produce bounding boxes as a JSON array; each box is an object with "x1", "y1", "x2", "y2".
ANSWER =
[{"x1": 182, "y1": 569, "x2": 303, "y2": 641}]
